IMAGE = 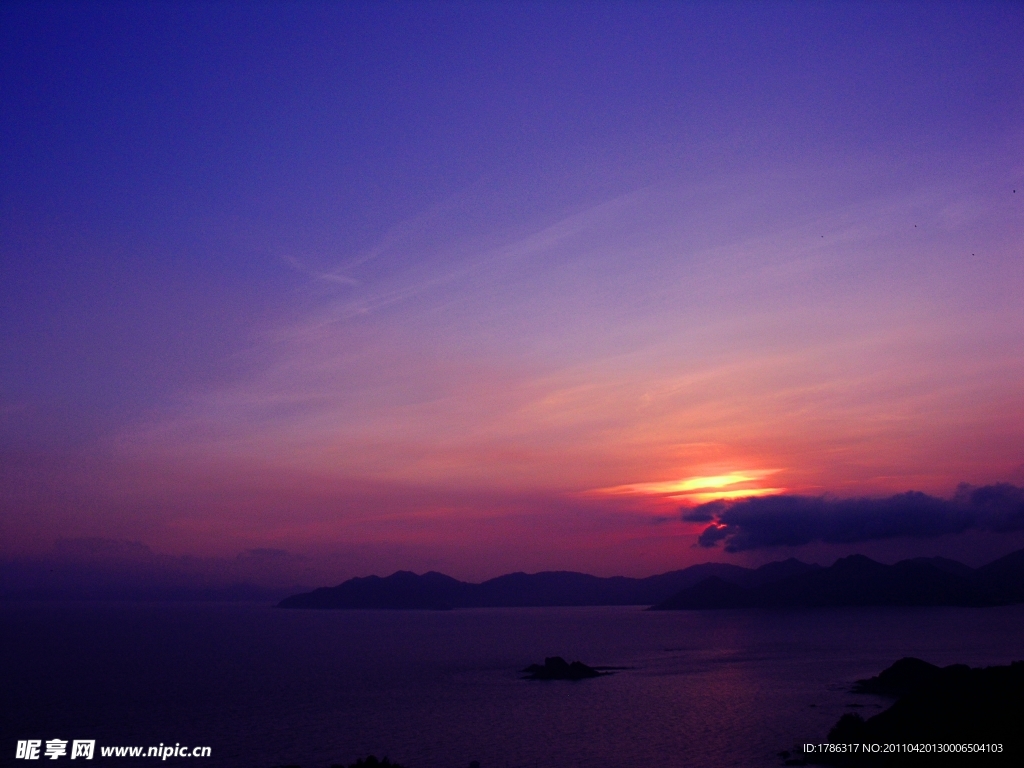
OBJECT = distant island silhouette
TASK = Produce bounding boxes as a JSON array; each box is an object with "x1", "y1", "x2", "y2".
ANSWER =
[
  {"x1": 800, "y1": 657, "x2": 1023, "y2": 766},
  {"x1": 278, "y1": 548, "x2": 1024, "y2": 610}
]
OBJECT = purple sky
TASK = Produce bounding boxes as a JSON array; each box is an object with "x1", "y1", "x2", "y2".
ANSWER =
[{"x1": 2, "y1": 1, "x2": 1023, "y2": 584}]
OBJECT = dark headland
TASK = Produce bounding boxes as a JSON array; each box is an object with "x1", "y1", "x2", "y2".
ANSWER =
[
  {"x1": 278, "y1": 548, "x2": 1024, "y2": 609},
  {"x1": 798, "y1": 657, "x2": 1024, "y2": 766}
]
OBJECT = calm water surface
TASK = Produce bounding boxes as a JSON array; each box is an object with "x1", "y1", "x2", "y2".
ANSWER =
[{"x1": 3, "y1": 602, "x2": 1023, "y2": 768}]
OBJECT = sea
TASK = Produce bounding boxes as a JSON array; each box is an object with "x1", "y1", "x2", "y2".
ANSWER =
[{"x1": 3, "y1": 601, "x2": 1023, "y2": 768}]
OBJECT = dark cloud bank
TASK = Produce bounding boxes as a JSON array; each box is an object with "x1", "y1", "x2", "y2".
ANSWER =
[{"x1": 684, "y1": 483, "x2": 1024, "y2": 552}]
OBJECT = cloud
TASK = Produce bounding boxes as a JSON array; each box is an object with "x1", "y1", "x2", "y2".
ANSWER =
[
  {"x1": 51, "y1": 537, "x2": 156, "y2": 562},
  {"x1": 689, "y1": 483, "x2": 1024, "y2": 551},
  {"x1": 681, "y1": 507, "x2": 717, "y2": 523},
  {"x1": 239, "y1": 547, "x2": 292, "y2": 560}
]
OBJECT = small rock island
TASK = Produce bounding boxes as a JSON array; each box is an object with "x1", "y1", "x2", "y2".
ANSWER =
[{"x1": 521, "y1": 656, "x2": 605, "y2": 680}]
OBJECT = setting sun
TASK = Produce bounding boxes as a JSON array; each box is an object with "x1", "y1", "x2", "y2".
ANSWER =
[{"x1": 590, "y1": 469, "x2": 784, "y2": 504}]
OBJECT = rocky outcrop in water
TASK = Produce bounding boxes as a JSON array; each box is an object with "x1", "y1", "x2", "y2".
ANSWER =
[{"x1": 521, "y1": 656, "x2": 604, "y2": 680}]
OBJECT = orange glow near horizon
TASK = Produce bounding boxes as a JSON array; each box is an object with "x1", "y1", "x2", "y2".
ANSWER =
[
  {"x1": 589, "y1": 469, "x2": 785, "y2": 505},
  {"x1": 684, "y1": 486, "x2": 785, "y2": 503}
]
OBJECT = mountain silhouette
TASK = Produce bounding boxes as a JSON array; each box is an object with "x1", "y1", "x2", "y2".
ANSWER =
[
  {"x1": 278, "y1": 559, "x2": 820, "y2": 609},
  {"x1": 651, "y1": 551, "x2": 1022, "y2": 610},
  {"x1": 279, "y1": 549, "x2": 1024, "y2": 610}
]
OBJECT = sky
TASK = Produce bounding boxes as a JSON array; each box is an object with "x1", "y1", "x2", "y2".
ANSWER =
[{"x1": 2, "y1": 1, "x2": 1023, "y2": 585}]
